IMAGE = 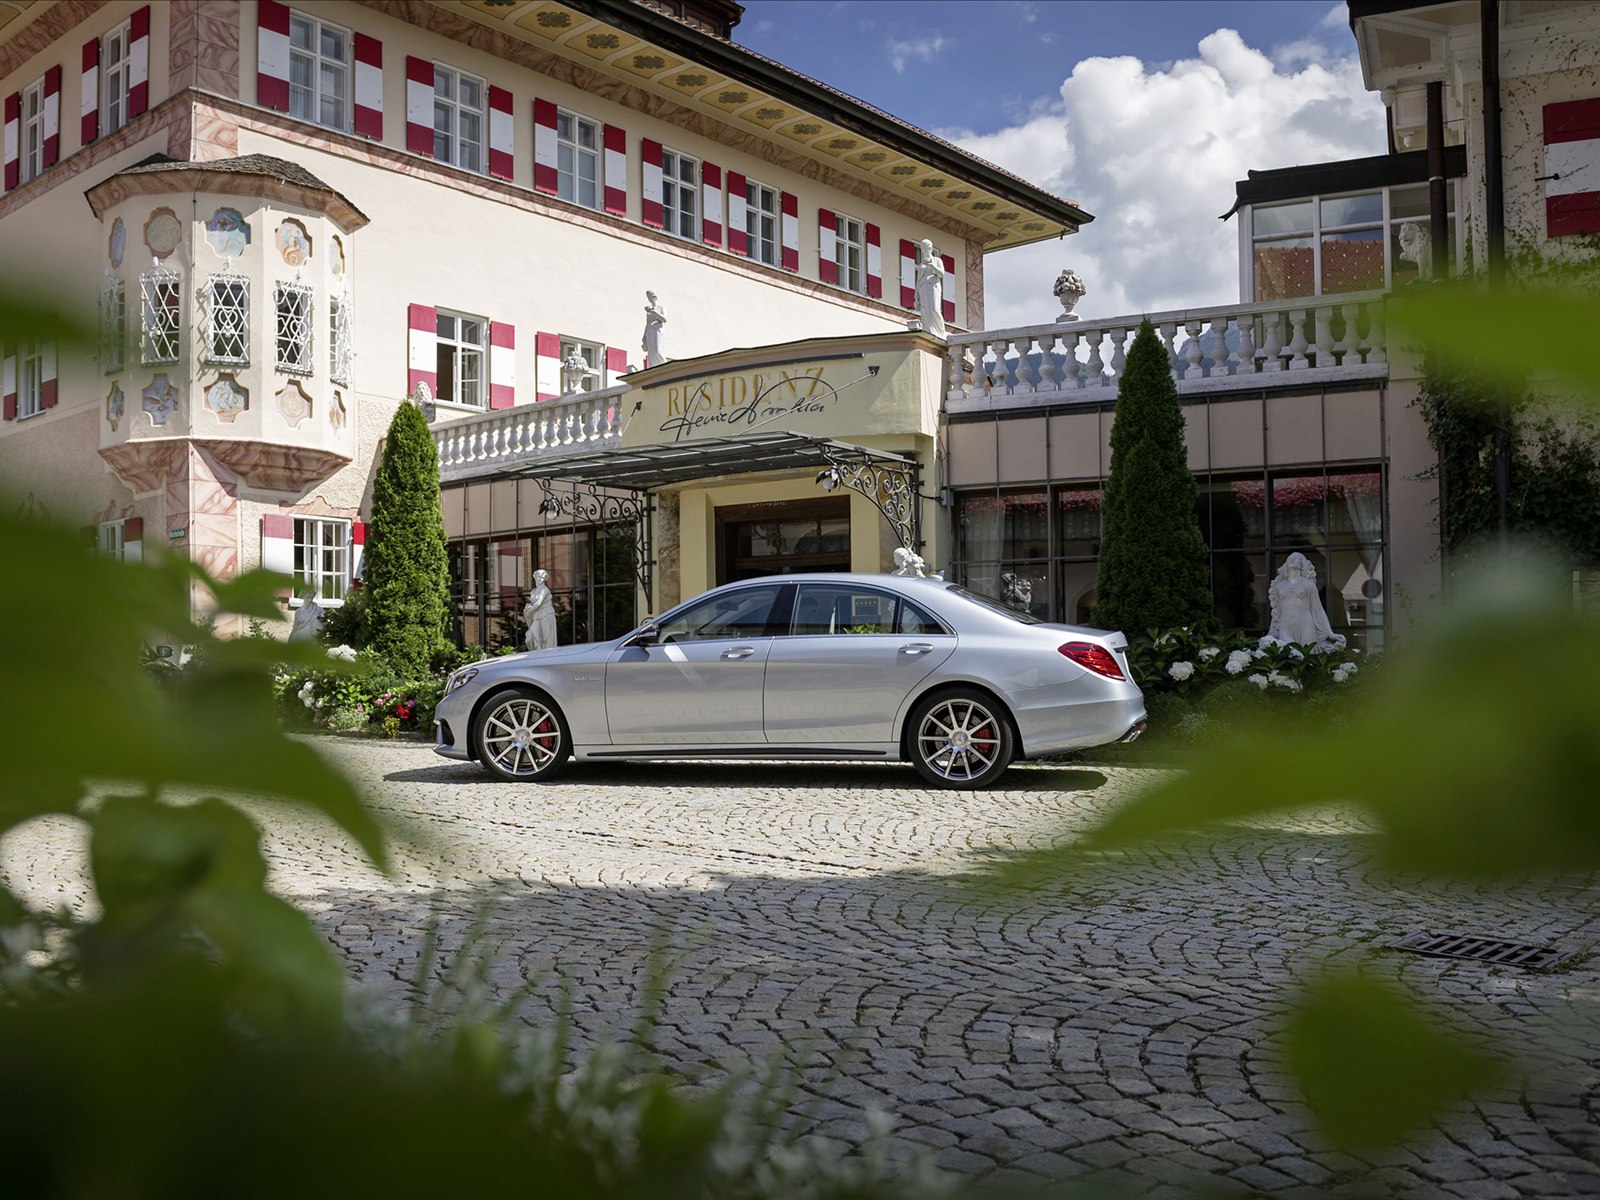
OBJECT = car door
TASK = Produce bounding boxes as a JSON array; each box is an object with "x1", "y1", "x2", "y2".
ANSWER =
[
  {"x1": 603, "y1": 583, "x2": 788, "y2": 744},
  {"x1": 763, "y1": 582, "x2": 955, "y2": 744}
]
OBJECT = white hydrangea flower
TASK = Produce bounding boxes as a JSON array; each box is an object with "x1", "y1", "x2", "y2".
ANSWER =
[
  {"x1": 1199, "y1": 647, "x2": 1221, "y2": 661},
  {"x1": 1168, "y1": 660, "x2": 1195, "y2": 681},
  {"x1": 1257, "y1": 635, "x2": 1280, "y2": 651},
  {"x1": 326, "y1": 644, "x2": 358, "y2": 662},
  {"x1": 1332, "y1": 662, "x2": 1359, "y2": 683},
  {"x1": 1251, "y1": 648, "x2": 1269, "y2": 660},
  {"x1": 1268, "y1": 672, "x2": 1302, "y2": 692},
  {"x1": 1287, "y1": 646, "x2": 1304, "y2": 660},
  {"x1": 1248, "y1": 673, "x2": 1269, "y2": 690},
  {"x1": 1225, "y1": 649, "x2": 1252, "y2": 675}
]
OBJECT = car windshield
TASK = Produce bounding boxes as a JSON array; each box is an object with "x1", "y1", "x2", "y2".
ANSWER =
[{"x1": 945, "y1": 584, "x2": 1043, "y2": 624}]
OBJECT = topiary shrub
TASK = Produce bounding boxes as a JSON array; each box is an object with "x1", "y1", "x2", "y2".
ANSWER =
[
  {"x1": 1093, "y1": 318, "x2": 1213, "y2": 635},
  {"x1": 360, "y1": 402, "x2": 453, "y2": 676}
]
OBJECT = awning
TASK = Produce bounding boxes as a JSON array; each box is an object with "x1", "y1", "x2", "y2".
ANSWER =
[{"x1": 500, "y1": 430, "x2": 917, "y2": 492}]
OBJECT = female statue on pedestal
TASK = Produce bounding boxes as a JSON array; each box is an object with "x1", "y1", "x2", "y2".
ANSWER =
[
  {"x1": 915, "y1": 239, "x2": 946, "y2": 339},
  {"x1": 523, "y1": 569, "x2": 558, "y2": 651},
  {"x1": 1265, "y1": 553, "x2": 1345, "y2": 650},
  {"x1": 642, "y1": 290, "x2": 668, "y2": 368}
]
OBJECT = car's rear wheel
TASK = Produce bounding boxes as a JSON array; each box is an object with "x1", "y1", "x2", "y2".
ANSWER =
[
  {"x1": 473, "y1": 687, "x2": 571, "y2": 782},
  {"x1": 908, "y1": 688, "x2": 1014, "y2": 789}
]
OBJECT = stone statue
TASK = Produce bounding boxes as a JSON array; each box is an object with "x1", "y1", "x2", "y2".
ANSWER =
[
  {"x1": 999, "y1": 571, "x2": 1033, "y2": 613},
  {"x1": 523, "y1": 569, "x2": 558, "y2": 651},
  {"x1": 642, "y1": 290, "x2": 668, "y2": 368},
  {"x1": 914, "y1": 239, "x2": 946, "y2": 339},
  {"x1": 1264, "y1": 552, "x2": 1346, "y2": 650},
  {"x1": 1397, "y1": 222, "x2": 1433, "y2": 282},
  {"x1": 1053, "y1": 267, "x2": 1086, "y2": 321},
  {"x1": 560, "y1": 347, "x2": 589, "y2": 396},
  {"x1": 289, "y1": 586, "x2": 323, "y2": 642},
  {"x1": 890, "y1": 547, "x2": 927, "y2": 577}
]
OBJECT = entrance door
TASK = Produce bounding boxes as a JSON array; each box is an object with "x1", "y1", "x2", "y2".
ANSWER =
[{"x1": 717, "y1": 497, "x2": 851, "y2": 584}]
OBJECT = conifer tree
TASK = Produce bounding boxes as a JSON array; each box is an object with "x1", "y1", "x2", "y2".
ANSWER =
[
  {"x1": 1092, "y1": 319, "x2": 1213, "y2": 634},
  {"x1": 360, "y1": 401, "x2": 452, "y2": 674}
]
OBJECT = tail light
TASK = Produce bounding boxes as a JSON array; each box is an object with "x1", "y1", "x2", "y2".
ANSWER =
[{"x1": 1059, "y1": 641, "x2": 1125, "y2": 681}]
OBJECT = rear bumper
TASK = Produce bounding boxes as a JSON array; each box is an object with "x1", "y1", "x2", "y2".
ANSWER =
[{"x1": 1011, "y1": 687, "x2": 1148, "y2": 757}]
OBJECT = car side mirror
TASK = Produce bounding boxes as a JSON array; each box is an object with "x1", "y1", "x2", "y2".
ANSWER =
[{"x1": 627, "y1": 621, "x2": 660, "y2": 647}]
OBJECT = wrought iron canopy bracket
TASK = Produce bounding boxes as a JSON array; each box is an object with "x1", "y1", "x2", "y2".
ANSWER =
[
  {"x1": 535, "y1": 477, "x2": 655, "y2": 599},
  {"x1": 814, "y1": 446, "x2": 923, "y2": 552}
]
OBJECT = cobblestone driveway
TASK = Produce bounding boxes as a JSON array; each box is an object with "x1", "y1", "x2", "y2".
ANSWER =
[{"x1": 6, "y1": 740, "x2": 1599, "y2": 1197}]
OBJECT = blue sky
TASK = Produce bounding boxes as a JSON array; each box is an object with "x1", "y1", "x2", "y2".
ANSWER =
[{"x1": 739, "y1": 1, "x2": 1388, "y2": 325}]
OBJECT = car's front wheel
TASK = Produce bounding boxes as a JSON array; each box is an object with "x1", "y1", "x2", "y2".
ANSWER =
[
  {"x1": 907, "y1": 688, "x2": 1014, "y2": 789},
  {"x1": 473, "y1": 687, "x2": 571, "y2": 782}
]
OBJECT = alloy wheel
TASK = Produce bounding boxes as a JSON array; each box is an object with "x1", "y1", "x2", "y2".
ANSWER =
[
  {"x1": 481, "y1": 696, "x2": 563, "y2": 777},
  {"x1": 916, "y1": 697, "x2": 1003, "y2": 783}
]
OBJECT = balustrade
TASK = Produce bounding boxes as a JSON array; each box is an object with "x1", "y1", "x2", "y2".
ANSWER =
[
  {"x1": 945, "y1": 291, "x2": 1389, "y2": 412},
  {"x1": 432, "y1": 385, "x2": 625, "y2": 481}
]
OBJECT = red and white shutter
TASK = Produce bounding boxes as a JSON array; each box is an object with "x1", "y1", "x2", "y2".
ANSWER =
[
  {"x1": 128, "y1": 6, "x2": 150, "y2": 118},
  {"x1": 535, "y1": 331, "x2": 560, "y2": 401},
  {"x1": 350, "y1": 521, "x2": 366, "y2": 581},
  {"x1": 726, "y1": 170, "x2": 748, "y2": 256},
  {"x1": 605, "y1": 345, "x2": 628, "y2": 387},
  {"x1": 40, "y1": 342, "x2": 57, "y2": 409},
  {"x1": 532, "y1": 99, "x2": 558, "y2": 195},
  {"x1": 489, "y1": 321, "x2": 515, "y2": 409},
  {"x1": 2, "y1": 345, "x2": 15, "y2": 421},
  {"x1": 941, "y1": 254, "x2": 957, "y2": 326},
  {"x1": 701, "y1": 161, "x2": 722, "y2": 247},
  {"x1": 41, "y1": 66, "x2": 60, "y2": 169},
  {"x1": 1544, "y1": 97, "x2": 1600, "y2": 237},
  {"x1": 487, "y1": 85, "x2": 514, "y2": 180},
  {"x1": 603, "y1": 123, "x2": 626, "y2": 216},
  {"x1": 780, "y1": 190, "x2": 798, "y2": 272},
  {"x1": 261, "y1": 514, "x2": 294, "y2": 576},
  {"x1": 3, "y1": 93, "x2": 18, "y2": 191},
  {"x1": 817, "y1": 209, "x2": 838, "y2": 285},
  {"x1": 640, "y1": 137, "x2": 664, "y2": 228},
  {"x1": 865, "y1": 223, "x2": 883, "y2": 299},
  {"x1": 81, "y1": 38, "x2": 100, "y2": 145},
  {"x1": 122, "y1": 517, "x2": 144, "y2": 564},
  {"x1": 407, "y1": 303, "x2": 436, "y2": 397},
  {"x1": 898, "y1": 240, "x2": 916, "y2": 309},
  {"x1": 352, "y1": 33, "x2": 383, "y2": 139},
  {"x1": 405, "y1": 58, "x2": 434, "y2": 156},
  {"x1": 257, "y1": 0, "x2": 291, "y2": 112}
]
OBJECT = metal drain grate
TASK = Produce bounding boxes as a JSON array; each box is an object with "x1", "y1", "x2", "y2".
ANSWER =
[{"x1": 1391, "y1": 932, "x2": 1564, "y2": 970}]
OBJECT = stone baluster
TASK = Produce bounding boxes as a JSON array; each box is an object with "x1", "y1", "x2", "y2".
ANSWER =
[
  {"x1": 1366, "y1": 300, "x2": 1387, "y2": 366},
  {"x1": 1338, "y1": 302, "x2": 1362, "y2": 365},
  {"x1": 1035, "y1": 333, "x2": 1059, "y2": 395},
  {"x1": 984, "y1": 340, "x2": 1007, "y2": 394},
  {"x1": 1059, "y1": 330, "x2": 1083, "y2": 390},
  {"x1": 1158, "y1": 321, "x2": 1180, "y2": 375},
  {"x1": 1314, "y1": 304, "x2": 1335, "y2": 368},
  {"x1": 1286, "y1": 310, "x2": 1310, "y2": 370},
  {"x1": 1184, "y1": 321, "x2": 1206, "y2": 379},
  {"x1": 1236, "y1": 315, "x2": 1257, "y2": 375},
  {"x1": 1261, "y1": 312, "x2": 1284, "y2": 372},
  {"x1": 1085, "y1": 332, "x2": 1105, "y2": 388},
  {"x1": 1108, "y1": 326, "x2": 1127, "y2": 386},
  {"x1": 1210, "y1": 317, "x2": 1233, "y2": 377},
  {"x1": 1014, "y1": 339, "x2": 1036, "y2": 393}
]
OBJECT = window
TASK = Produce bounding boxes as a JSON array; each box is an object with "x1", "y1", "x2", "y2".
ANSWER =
[
  {"x1": 658, "y1": 584, "x2": 783, "y2": 643},
  {"x1": 433, "y1": 65, "x2": 484, "y2": 173},
  {"x1": 17, "y1": 340, "x2": 44, "y2": 419},
  {"x1": 289, "y1": 11, "x2": 349, "y2": 132},
  {"x1": 745, "y1": 180, "x2": 779, "y2": 266},
  {"x1": 139, "y1": 266, "x2": 180, "y2": 364},
  {"x1": 21, "y1": 79, "x2": 44, "y2": 184},
  {"x1": 329, "y1": 295, "x2": 352, "y2": 386},
  {"x1": 275, "y1": 282, "x2": 313, "y2": 375},
  {"x1": 99, "y1": 520, "x2": 125, "y2": 561},
  {"x1": 557, "y1": 109, "x2": 600, "y2": 209},
  {"x1": 436, "y1": 310, "x2": 485, "y2": 407},
  {"x1": 102, "y1": 21, "x2": 131, "y2": 135},
  {"x1": 835, "y1": 213, "x2": 866, "y2": 293},
  {"x1": 559, "y1": 336, "x2": 603, "y2": 394},
  {"x1": 789, "y1": 583, "x2": 943, "y2": 636},
  {"x1": 203, "y1": 271, "x2": 250, "y2": 366},
  {"x1": 294, "y1": 517, "x2": 349, "y2": 604},
  {"x1": 98, "y1": 278, "x2": 126, "y2": 374},
  {"x1": 662, "y1": 148, "x2": 698, "y2": 240}
]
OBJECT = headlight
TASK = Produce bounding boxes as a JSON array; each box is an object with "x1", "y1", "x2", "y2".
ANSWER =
[{"x1": 445, "y1": 667, "x2": 479, "y2": 695}]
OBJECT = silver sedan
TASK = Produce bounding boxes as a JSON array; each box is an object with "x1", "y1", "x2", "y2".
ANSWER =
[{"x1": 433, "y1": 573, "x2": 1146, "y2": 789}]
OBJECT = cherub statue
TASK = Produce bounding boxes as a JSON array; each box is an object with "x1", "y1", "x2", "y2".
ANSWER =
[{"x1": 890, "y1": 547, "x2": 927, "y2": 577}]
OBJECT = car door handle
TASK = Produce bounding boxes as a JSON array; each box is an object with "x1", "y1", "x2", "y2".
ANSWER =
[
  {"x1": 899, "y1": 643, "x2": 935, "y2": 656},
  {"x1": 721, "y1": 646, "x2": 756, "y2": 659}
]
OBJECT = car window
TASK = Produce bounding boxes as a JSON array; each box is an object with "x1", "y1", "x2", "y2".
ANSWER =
[
  {"x1": 658, "y1": 585, "x2": 782, "y2": 643},
  {"x1": 791, "y1": 584, "x2": 898, "y2": 634},
  {"x1": 945, "y1": 583, "x2": 1043, "y2": 624},
  {"x1": 896, "y1": 597, "x2": 946, "y2": 635}
]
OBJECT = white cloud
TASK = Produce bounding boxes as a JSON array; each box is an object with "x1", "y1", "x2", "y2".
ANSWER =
[
  {"x1": 943, "y1": 28, "x2": 1385, "y2": 330},
  {"x1": 888, "y1": 34, "x2": 949, "y2": 76}
]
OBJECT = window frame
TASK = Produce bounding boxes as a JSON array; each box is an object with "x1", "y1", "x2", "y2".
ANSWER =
[
  {"x1": 435, "y1": 309, "x2": 487, "y2": 408},
  {"x1": 745, "y1": 179, "x2": 779, "y2": 267},
  {"x1": 98, "y1": 277, "x2": 126, "y2": 374},
  {"x1": 139, "y1": 266, "x2": 181, "y2": 365},
  {"x1": 101, "y1": 20, "x2": 132, "y2": 136},
  {"x1": 661, "y1": 147, "x2": 699, "y2": 241},
  {"x1": 329, "y1": 293, "x2": 353, "y2": 386},
  {"x1": 99, "y1": 519, "x2": 126, "y2": 561},
  {"x1": 556, "y1": 107, "x2": 601, "y2": 210},
  {"x1": 293, "y1": 516, "x2": 351, "y2": 606},
  {"x1": 432, "y1": 63, "x2": 485, "y2": 174},
  {"x1": 835, "y1": 212, "x2": 866, "y2": 294},
  {"x1": 17, "y1": 340, "x2": 44, "y2": 419},
  {"x1": 202, "y1": 270, "x2": 251, "y2": 367},
  {"x1": 274, "y1": 281, "x2": 314, "y2": 376},
  {"x1": 288, "y1": 9, "x2": 351, "y2": 133},
  {"x1": 20, "y1": 78, "x2": 45, "y2": 183}
]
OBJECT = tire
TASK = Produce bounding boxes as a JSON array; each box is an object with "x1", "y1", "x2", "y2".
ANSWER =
[
  {"x1": 472, "y1": 687, "x2": 572, "y2": 782},
  {"x1": 907, "y1": 688, "x2": 1015, "y2": 789}
]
